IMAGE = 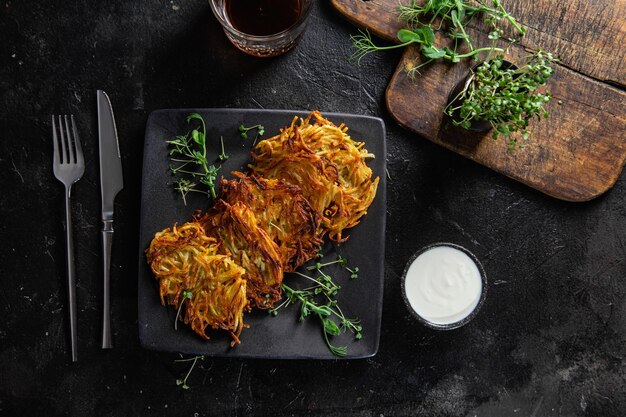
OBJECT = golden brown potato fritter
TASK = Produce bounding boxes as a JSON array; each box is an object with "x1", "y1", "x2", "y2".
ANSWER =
[
  {"x1": 146, "y1": 221, "x2": 248, "y2": 345},
  {"x1": 219, "y1": 172, "x2": 323, "y2": 272},
  {"x1": 250, "y1": 111, "x2": 379, "y2": 242},
  {"x1": 198, "y1": 200, "x2": 284, "y2": 309}
]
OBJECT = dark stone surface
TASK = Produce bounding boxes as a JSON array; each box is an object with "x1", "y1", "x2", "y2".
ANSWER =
[{"x1": 1, "y1": 1, "x2": 625, "y2": 416}]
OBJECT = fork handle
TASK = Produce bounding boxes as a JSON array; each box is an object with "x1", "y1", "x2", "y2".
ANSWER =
[
  {"x1": 64, "y1": 187, "x2": 78, "y2": 362},
  {"x1": 101, "y1": 220, "x2": 114, "y2": 349}
]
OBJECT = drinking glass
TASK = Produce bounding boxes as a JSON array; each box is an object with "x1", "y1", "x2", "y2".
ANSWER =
[{"x1": 209, "y1": 0, "x2": 313, "y2": 57}]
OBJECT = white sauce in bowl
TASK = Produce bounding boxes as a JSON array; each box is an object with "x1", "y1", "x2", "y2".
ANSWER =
[{"x1": 404, "y1": 245, "x2": 483, "y2": 325}]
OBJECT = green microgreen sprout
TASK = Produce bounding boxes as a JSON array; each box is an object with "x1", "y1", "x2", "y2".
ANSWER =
[
  {"x1": 167, "y1": 113, "x2": 226, "y2": 204},
  {"x1": 351, "y1": 28, "x2": 503, "y2": 79},
  {"x1": 174, "y1": 290, "x2": 193, "y2": 330},
  {"x1": 218, "y1": 136, "x2": 228, "y2": 162},
  {"x1": 351, "y1": 0, "x2": 525, "y2": 78},
  {"x1": 174, "y1": 355, "x2": 204, "y2": 390},
  {"x1": 306, "y1": 254, "x2": 348, "y2": 271},
  {"x1": 239, "y1": 124, "x2": 265, "y2": 145},
  {"x1": 445, "y1": 51, "x2": 556, "y2": 149},
  {"x1": 347, "y1": 266, "x2": 360, "y2": 280},
  {"x1": 306, "y1": 255, "x2": 359, "y2": 279},
  {"x1": 270, "y1": 255, "x2": 362, "y2": 357}
]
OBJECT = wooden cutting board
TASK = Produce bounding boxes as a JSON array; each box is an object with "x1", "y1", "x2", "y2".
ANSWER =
[{"x1": 332, "y1": 0, "x2": 626, "y2": 202}]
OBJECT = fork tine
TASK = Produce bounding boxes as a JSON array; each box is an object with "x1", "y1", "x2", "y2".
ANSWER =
[
  {"x1": 64, "y1": 115, "x2": 75, "y2": 164},
  {"x1": 70, "y1": 115, "x2": 84, "y2": 164},
  {"x1": 58, "y1": 115, "x2": 69, "y2": 164},
  {"x1": 52, "y1": 115, "x2": 60, "y2": 164}
]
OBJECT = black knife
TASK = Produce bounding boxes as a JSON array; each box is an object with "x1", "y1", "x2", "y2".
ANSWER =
[{"x1": 97, "y1": 90, "x2": 123, "y2": 349}]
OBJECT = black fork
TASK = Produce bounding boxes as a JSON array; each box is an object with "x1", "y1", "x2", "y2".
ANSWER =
[{"x1": 52, "y1": 115, "x2": 85, "y2": 362}]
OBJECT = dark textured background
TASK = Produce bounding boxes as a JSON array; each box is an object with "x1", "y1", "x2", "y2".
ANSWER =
[{"x1": 1, "y1": 1, "x2": 625, "y2": 416}]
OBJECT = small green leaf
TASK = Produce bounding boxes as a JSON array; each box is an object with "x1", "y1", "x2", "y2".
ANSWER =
[
  {"x1": 186, "y1": 113, "x2": 203, "y2": 124},
  {"x1": 397, "y1": 29, "x2": 422, "y2": 43},
  {"x1": 422, "y1": 46, "x2": 446, "y2": 59},
  {"x1": 322, "y1": 318, "x2": 341, "y2": 336},
  {"x1": 191, "y1": 129, "x2": 202, "y2": 145},
  {"x1": 451, "y1": 10, "x2": 460, "y2": 27},
  {"x1": 420, "y1": 26, "x2": 435, "y2": 45}
]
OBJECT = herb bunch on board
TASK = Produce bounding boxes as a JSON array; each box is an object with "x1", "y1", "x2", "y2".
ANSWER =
[
  {"x1": 351, "y1": 0, "x2": 525, "y2": 77},
  {"x1": 446, "y1": 51, "x2": 556, "y2": 148}
]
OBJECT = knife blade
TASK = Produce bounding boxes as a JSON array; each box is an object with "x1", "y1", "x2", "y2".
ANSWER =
[{"x1": 97, "y1": 90, "x2": 123, "y2": 349}]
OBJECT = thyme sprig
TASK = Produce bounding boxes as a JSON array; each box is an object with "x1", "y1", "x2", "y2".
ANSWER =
[
  {"x1": 270, "y1": 255, "x2": 362, "y2": 357},
  {"x1": 167, "y1": 113, "x2": 227, "y2": 205}
]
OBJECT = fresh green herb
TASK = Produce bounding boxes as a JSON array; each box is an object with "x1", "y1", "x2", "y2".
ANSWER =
[
  {"x1": 174, "y1": 355, "x2": 204, "y2": 389},
  {"x1": 398, "y1": 0, "x2": 525, "y2": 42},
  {"x1": 445, "y1": 51, "x2": 556, "y2": 149},
  {"x1": 306, "y1": 255, "x2": 359, "y2": 280},
  {"x1": 351, "y1": 28, "x2": 503, "y2": 78},
  {"x1": 218, "y1": 136, "x2": 228, "y2": 162},
  {"x1": 347, "y1": 266, "x2": 360, "y2": 280},
  {"x1": 351, "y1": 0, "x2": 525, "y2": 77},
  {"x1": 306, "y1": 254, "x2": 347, "y2": 271},
  {"x1": 174, "y1": 290, "x2": 193, "y2": 331},
  {"x1": 271, "y1": 257, "x2": 362, "y2": 357},
  {"x1": 167, "y1": 113, "x2": 226, "y2": 204},
  {"x1": 239, "y1": 124, "x2": 265, "y2": 145}
]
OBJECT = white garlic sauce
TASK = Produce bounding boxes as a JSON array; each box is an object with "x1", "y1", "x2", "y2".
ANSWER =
[{"x1": 405, "y1": 246, "x2": 482, "y2": 325}]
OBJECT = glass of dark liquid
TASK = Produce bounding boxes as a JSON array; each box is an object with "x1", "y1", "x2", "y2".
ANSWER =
[{"x1": 209, "y1": 0, "x2": 313, "y2": 57}]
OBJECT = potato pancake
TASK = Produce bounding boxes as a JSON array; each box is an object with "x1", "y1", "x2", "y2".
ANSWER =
[
  {"x1": 198, "y1": 200, "x2": 284, "y2": 309},
  {"x1": 250, "y1": 111, "x2": 379, "y2": 242},
  {"x1": 219, "y1": 172, "x2": 323, "y2": 272},
  {"x1": 146, "y1": 221, "x2": 248, "y2": 345}
]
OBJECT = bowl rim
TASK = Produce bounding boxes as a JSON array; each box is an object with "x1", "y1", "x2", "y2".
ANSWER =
[{"x1": 400, "y1": 242, "x2": 488, "y2": 330}]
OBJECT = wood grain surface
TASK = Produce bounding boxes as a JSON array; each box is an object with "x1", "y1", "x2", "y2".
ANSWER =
[{"x1": 331, "y1": 0, "x2": 626, "y2": 201}]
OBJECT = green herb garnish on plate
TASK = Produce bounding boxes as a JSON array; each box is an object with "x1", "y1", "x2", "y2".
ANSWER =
[
  {"x1": 271, "y1": 255, "x2": 363, "y2": 357},
  {"x1": 167, "y1": 113, "x2": 227, "y2": 204}
]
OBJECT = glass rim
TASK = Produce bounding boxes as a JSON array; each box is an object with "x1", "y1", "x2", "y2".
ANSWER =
[{"x1": 209, "y1": 0, "x2": 313, "y2": 41}]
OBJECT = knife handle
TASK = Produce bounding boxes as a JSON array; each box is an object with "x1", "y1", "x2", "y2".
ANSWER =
[{"x1": 101, "y1": 220, "x2": 114, "y2": 349}]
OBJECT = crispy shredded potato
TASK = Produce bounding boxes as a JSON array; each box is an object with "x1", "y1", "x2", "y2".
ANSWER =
[
  {"x1": 146, "y1": 222, "x2": 248, "y2": 345},
  {"x1": 147, "y1": 110, "x2": 379, "y2": 345},
  {"x1": 198, "y1": 200, "x2": 284, "y2": 309},
  {"x1": 249, "y1": 111, "x2": 379, "y2": 242},
  {"x1": 219, "y1": 172, "x2": 323, "y2": 272}
]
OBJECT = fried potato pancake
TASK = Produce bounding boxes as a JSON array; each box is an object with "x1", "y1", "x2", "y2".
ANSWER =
[
  {"x1": 250, "y1": 111, "x2": 379, "y2": 242},
  {"x1": 219, "y1": 172, "x2": 323, "y2": 272},
  {"x1": 198, "y1": 200, "x2": 284, "y2": 309},
  {"x1": 146, "y1": 221, "x2": 248, "y2": 345}
]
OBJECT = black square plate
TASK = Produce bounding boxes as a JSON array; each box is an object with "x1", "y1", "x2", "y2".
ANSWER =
[{"x1": 138, "y1": 109, "x2": 386, "y2": 359}]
